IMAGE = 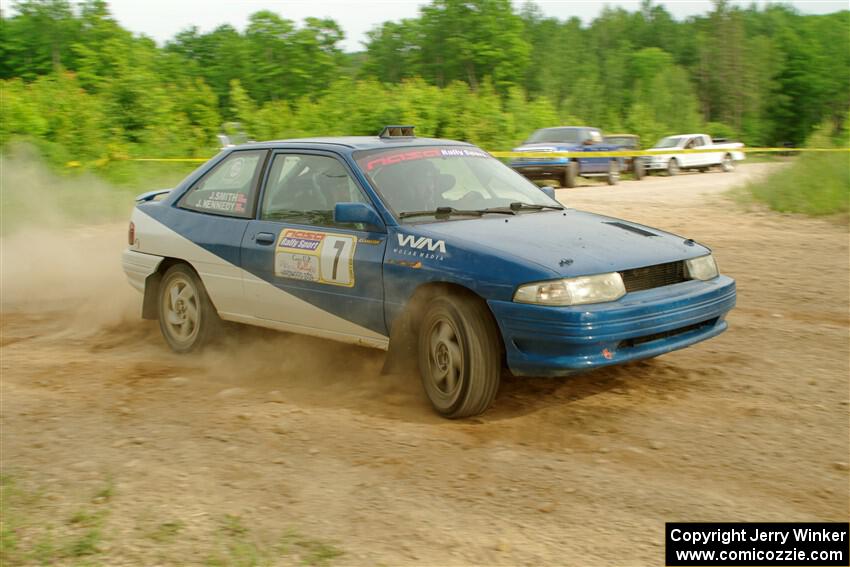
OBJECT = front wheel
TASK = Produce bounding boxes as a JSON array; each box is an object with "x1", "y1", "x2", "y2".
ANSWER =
[
  {"x1": 417, "y1": 294, "x2": 501, "y2": 418},
  {"x1": 158, "y1": 264, "x2": 220, "y2": 353},
  {"x1": 606, "y1": 159, "x2": 620, "y2": 185},
  {"x1": 633, "y1": 158, "x2": 644, "y2": 180},
  {"x1": 721, "y1": 153, "x2": 735, "y2": 172},
  {"x1": 561, "y1": 161, "x2": 577, "y2": 188},
  {"x1": 667, "y1": 158, "x2": 680, "y2": 176}
]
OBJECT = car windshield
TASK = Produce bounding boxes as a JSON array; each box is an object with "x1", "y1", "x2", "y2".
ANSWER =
[
  {"x1": 605, "y1": 136, "x2": 636, "y2": 148},
  {"x1": 525, "y1": 128, "x2": 583, "y2": 144},
  {"x1": 655, "y1": 136, "x2": 684, "y2": 149},
  {"x1": 354, "y1": 146, "x2": 563, "y2": 222}
]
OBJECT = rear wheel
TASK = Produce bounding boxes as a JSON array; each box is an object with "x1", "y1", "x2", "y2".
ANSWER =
[
  {"x1": 417, "y1": 294, "x2": 501, "y2": 418},
  {"x1": 721, "y1": 153, "x2": 734, "y2": 172},
  {"x1": 606, "y1": 159, "x2": 620, "y2": 185},
  {"x1": 667, "y1": 158, "x2": 680, "y2": 176},
  {"x1": 633, "y1": 158, "x2": 644, "y2": 180},
  {"x1": 158, "y1": 264, "x2": 220, "y2": 353},
  {"x1": 562, "y1": 161, "x2": 577, "y2": 188}
]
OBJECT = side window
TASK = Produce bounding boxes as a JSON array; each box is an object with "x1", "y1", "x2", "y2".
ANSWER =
[
  {"x1": 588, "y1": 130, "x2": 603, "y2": 144},
  {"x1": 260, "y1": 154, "x2": 370, "y2": 229},
  {"x1": 179, "y1": 150, "x2": 266, "y2": 218}
]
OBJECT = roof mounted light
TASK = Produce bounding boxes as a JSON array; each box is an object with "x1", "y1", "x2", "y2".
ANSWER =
[{"x1": 379, "y1": 125, "x2": 415, "y2": 138}]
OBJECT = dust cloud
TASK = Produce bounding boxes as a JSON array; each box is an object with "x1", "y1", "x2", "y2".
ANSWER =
[
  {"x1": 1, "y1": 148, "x2": 140, "y2": 330},
  {"x1": 1, "y1": 144, "x2": 137, "y2": 233},
  {"x1": 0, "y1": 147, "x2": 410, "y2": 408}
]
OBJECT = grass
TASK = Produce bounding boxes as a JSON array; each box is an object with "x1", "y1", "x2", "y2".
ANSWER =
[
  {"x1": 220, "y1": 514, "x2": 250, "y2": 537},
  {"x1": 741, "y1": 152, "x2": 788, "y2": 164},
  {"x1": 92, "y1": 480, "x2": 115, "y2": 504},
  {"x1": 2, "y1": 474, "x2": 345, "y2": 566},
  {"x1": 1, "y1": 474, "x2": 110, "y2": 565},
  {"x1": 735, "y1": 152, "x2": 849, "y2": 217},
  {"x1": 279, "y1": 528, "x2": 345, "y2": 566},
  {"x1": 147, "y1": 520, "x2": 185, "y2": 543},
  {"x1": 205, "y1": 516, "x2": 345, "y2": 567}
]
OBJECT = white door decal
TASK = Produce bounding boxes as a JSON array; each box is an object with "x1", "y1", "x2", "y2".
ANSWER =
[{"x1": 275, "y1": 229, "x2": 357, "y2": 287}]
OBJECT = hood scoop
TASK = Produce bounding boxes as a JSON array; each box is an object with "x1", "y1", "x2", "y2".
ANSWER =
[{"x1": 604, "y1": 221, "x2": 658, "y2": 237}]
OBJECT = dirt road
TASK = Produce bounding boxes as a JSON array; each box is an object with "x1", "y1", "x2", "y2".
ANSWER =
[{"x1": 2, "y1": 164, "x2": 848, "y2": 566}]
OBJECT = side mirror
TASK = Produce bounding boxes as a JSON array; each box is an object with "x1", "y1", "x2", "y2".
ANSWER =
[
  {"x1": 540, "y1": 186, "x2": 556, "y2": 200},
  {"x1": 334, "y1": 202, "x2": 384, "y2": 229},
  {"x1": 582, "y1": 139, "x2": 594, "y2": 146}
]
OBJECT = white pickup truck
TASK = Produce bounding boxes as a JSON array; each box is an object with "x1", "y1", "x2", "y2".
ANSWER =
[{"x1": 644, "y1": 134, "x2": 745, "y2": 175}]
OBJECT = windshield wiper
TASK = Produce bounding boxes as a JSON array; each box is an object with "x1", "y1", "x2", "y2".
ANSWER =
[
  {"x1": 508, "y1": 202, "x2": 564, "y2": 211},
  {"x1": 399, "y1": 206, "x2": 516, "y2": 219}
]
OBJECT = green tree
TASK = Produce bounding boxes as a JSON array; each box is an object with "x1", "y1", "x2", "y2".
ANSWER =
[
  {"x1": 1, "y1": 0, "x2": 78, "y2": 79},
  {"x1": 371, "y1": 0, "x2": 531, "y2": 92},
  {"x1": 1, "y1": 0, "x2": 848, "y2": 169},
  {"x1": 361, "y1": 19, "x2": 420, "y2": 83}
]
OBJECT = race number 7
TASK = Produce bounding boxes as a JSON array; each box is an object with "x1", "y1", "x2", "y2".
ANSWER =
[
  {"x1": 331, "y1": 240, "x2": 345, "y2": 280},
  {"x1": 320, "y1": 235, "x2": 356, "y2": 286}
]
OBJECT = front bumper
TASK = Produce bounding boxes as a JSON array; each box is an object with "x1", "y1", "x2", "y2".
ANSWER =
[
  {"x1": 509, "y1": 160, "x2": 570, "y2": 180},
  {"x1": 643, "y1": 158, "x2": 668, "y2": 171},
  {"x1": 489, "y1": 276, "x2": 736, "y2": 377}
]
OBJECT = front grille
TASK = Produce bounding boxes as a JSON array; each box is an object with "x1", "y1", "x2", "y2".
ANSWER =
[
  {"x1": 620, "y1": 261, "x2": 687, "y2": 292},
  {"x1": 513, "y1": 148, "x2": 557, "y2": 164},
  {"x1": 618, "y1": 318, "x2": 718, "y2": 349}
]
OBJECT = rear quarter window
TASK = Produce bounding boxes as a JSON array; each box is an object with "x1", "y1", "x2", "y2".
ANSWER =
[{"x1": 178, "y1": 150, "x2": 267, "y2": 218}]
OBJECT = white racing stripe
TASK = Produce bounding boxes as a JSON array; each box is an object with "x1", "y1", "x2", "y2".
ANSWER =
[{"x1": 130, "y1": 208, "x2": 389, "y2": 349}]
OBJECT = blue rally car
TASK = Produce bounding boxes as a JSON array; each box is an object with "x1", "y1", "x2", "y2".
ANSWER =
[{"x1": 122, "y1": 126, "x2": 736, "y2": 418}]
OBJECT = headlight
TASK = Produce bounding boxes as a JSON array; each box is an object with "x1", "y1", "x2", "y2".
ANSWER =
[
  {"x1": 514, "y1": 272, "x2": 626, "y2": 306},
  {"x1": 685, "y1": 254, "x2": 719, "y2": 280}
]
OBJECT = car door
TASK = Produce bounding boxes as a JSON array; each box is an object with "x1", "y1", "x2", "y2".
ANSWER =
[
  {"x1": 240, "y1": 150, "x2": 389, "y2": 345},
  {"x1": 700, "y1": 135, "x2": 722, "y2": 166},
  {"x1": 165, "y1": 149, "x2": 269, "y2": 317},
  {"x1": 580, "y1": 129, "x2": 611, "y2": 173},
  {"x1": 689, "y1": 136, "x2": 709, "y2": 167}
]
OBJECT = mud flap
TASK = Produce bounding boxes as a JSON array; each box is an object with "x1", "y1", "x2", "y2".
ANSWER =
[
  {"x1": 142, "y1": 271, "x2": 162, "y2": 320},
  {"x1": 381, "y1": 310, "x2": 419, "y2": 376}
]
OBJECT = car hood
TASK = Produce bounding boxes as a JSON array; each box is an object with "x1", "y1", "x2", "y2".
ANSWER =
[
  {"x1": 512, "y1": 142, "x2": 581, "y2": 152},
  {"x1": 411, "y1": 209, "x2": 710, "y2": 277}
]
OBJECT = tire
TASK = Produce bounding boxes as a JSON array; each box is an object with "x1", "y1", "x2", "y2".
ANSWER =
[
  {"x1": 667, "y1": 158, "x2": 680, "y2": 176},
  {"x1": 157, "y1": 264, "x2": 220, "y2": 353},
  {"x1": 562, "y1": 161, "x2": 577, "y2": 188},
  {"x1": 633, "y1": 158, "x2": 644, "y2": 180},
  {"x1": 721, "y1": 153, "x2": 734, "y2": 172},
  {"x1": 417, "y1": 293, "x2": 501, "y2": 419},
  {"x1": 606, "y1": 159, "x2": 620, "y2": 185}
]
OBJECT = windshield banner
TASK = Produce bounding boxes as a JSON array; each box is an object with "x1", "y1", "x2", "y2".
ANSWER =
[{"x1": 362, "y1": 147, "x2": 488, "y2": 172}]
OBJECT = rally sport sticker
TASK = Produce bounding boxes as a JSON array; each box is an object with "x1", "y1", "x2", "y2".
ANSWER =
[{"x1": 275, "y1": 229, "x2": 356, "y2": 287}]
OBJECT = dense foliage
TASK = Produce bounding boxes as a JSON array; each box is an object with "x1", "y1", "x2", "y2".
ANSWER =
[{"x1": 1, "y1": 0, "x2": 848, "y2": 169}]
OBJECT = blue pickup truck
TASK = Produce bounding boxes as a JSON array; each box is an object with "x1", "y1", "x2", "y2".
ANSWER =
[
  {"x1": 123, "y1": 126, "x2": 736, "y2": 418},
  {"x1": 509, "y1": 126, "x2": 624, "y2": 188}
]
